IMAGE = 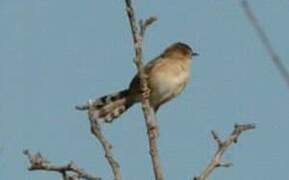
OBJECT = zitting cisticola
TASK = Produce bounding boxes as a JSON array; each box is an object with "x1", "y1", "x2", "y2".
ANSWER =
[{"x1": 77, "y1": 42, "x2": 198, "y2": 123}]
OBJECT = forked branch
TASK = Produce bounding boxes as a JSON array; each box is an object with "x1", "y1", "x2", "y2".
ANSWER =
[
  {"x1": 194, "y1": 123, "x2": 256, "y2": 180},
  {"x1": 124, "y1": 1, "x2": 164, "y2": 180},
  {"x1": 23, "y1": 150, "x2": 100, "y2": 180}
]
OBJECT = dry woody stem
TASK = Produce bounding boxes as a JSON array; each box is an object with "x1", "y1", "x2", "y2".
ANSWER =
[
  {"x1": 124, "y1": 0, "x2": 164, "y2": 180},
  {"x1": 240, "y1": 0, "x2": 289, "y2": 89},
  {"x1": 87, "y1": 109, "x2": 121, "y2": 180},
  {"x1": 23, "y1": 150, "x2": 100, "y2": 180},
  {"x1": 194, "y1": 123, "x2": 256, "y2": 180}
]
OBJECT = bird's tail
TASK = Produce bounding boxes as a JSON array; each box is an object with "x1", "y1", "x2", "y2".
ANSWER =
[{"x1": 76, "y1": 89, "x2": 135, "y2": 123}]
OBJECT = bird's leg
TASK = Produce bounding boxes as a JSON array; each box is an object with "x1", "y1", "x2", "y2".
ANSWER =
[
  {"x1": 148, "y1": 121, "x2": 159, "y2": 138},
  {"x1": 140, "y1": 73, "x2": 151, "y2": 100}
]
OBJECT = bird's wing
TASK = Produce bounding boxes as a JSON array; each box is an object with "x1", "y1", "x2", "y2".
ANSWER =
[{"x1": 128, "y1": 55, "x2": 165, "y2": 93}]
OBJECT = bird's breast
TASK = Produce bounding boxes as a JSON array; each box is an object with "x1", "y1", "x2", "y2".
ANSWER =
[{"x1": 148, "y1": 60, "x2": 191, "y2": 107}]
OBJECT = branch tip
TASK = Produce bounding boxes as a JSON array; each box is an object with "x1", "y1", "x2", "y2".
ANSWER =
[
  {"x1": 211, "y1": 130, "x2": 223, "y2": 147},
  {"x1": 194, "y1": 123, "x2": 255, "y2": 180},
  {"x1": 24, "y1": 150, "x2": 100, "y2": 180}
]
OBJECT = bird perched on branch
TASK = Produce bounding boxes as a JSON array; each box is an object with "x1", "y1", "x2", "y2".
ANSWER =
[{"x1": 76, "y1": 42, "x2": 198, "y2": 123}]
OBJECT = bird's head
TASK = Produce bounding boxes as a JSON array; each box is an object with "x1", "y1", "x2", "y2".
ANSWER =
[{"x1": 162, "y1": 42, "x2": 198, "y2": 59}]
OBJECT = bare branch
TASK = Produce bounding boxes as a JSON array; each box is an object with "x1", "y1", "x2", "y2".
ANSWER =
[
  {"x1": 210, "y1": 130, "x2": 223, "y2": 147},
  {"x1": 124, "y1": 1, "x2": 164, "y2": 180},
  {"x1": 194, "y1": 123, "x2": 256, "y2": 180},
  {"x1": 87, "y1": 108, "x2": 121, "y2": 180},
  {"x1": 23, "y1": 150, "x2": 100, "y2": 180},
  {"x1": 140, "y1": 16, "x2": 158, "y2": 36},
  {"x1": 240, "y1": 0, "x2": 289, "y2": 89}
]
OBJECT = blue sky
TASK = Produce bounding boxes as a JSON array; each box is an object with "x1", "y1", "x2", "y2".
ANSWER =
[{"x1": 1, "y1": 0, "x2": 289, "y2": 179}]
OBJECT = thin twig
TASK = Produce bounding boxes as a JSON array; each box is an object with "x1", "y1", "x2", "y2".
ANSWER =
[
  {"x1": 23, "y1": 150, "x2": 100, "y2": 180},
  {"x1": 124, "y1": 1, "x2": 164, "y2": 180},
  {"x1": 194, "y1": 123, "x2": 256, "y2": 180},
  {"x1": 240, "y1": 0, "x2": 289, "y2": 89},
  {"x1": 87, "y1": 107, "x2": 121, "y2": 180}
]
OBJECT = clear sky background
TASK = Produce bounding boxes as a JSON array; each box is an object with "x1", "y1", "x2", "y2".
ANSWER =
[{"x1": 1, "y1": 0, "x2": 289, "y2": 179}]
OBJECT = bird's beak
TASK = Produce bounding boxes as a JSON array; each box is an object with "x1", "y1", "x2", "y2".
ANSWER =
[{"x1": 192, "y1": 52, "x2": 199, "y2": 56}]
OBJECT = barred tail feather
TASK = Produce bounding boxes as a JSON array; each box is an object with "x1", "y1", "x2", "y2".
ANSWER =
[{"x1": 90, "y1": 89, "x2": 135, "y2": 123}]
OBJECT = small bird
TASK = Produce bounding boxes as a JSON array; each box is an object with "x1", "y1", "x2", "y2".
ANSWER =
[{"x1": 77, "y1": 42, "x2": 198, "y2": 123}]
